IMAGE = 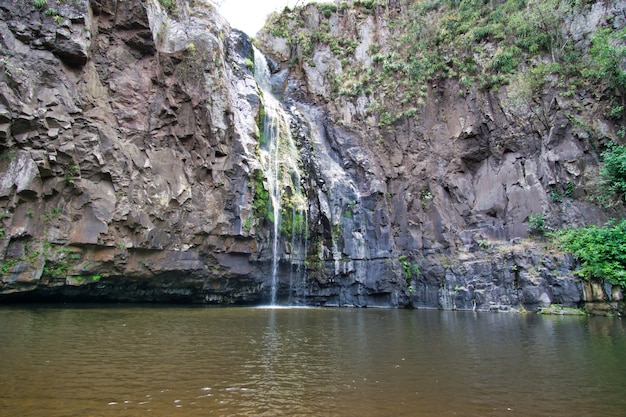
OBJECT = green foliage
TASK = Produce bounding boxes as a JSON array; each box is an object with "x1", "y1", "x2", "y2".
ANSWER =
[
  {"x1": 599, "y1": 143, "x2": 626, "y2": 205},
  {"x1": 549, "y1": 181, "x2": 575, "y2": 203},
  {"x1": 399, "y1": 256, "x2": 420, "y2": 283},
  {"x1": 43, "y1": 206, "x2": 63, "y2": 222},
  {"x1": 33, "y1": 0, "x2": 47, "y2": 9},
  {"x1": 342, "y1": 201, "x2": 357, "y2": 218},
  {"x1": 420, "y1": 189, "x2": 433, "y2": 210},
  {"x1": 0, "y1": 259, "x2": 17, "y2": 275},
  {"x1": 43, "y1": 257, "x2": 70, "y2": 277},
  {"x1": 257, "y1": 103, "x2": 266, "y2": 145},
  {"x1": 64, "y1": 164, "x2": 79, "y2": 185},
  {"x1": 490, "y1": 46, "x2": 521, "y2": 73},
  {"x1": 279, "y1": 208, "x2": 307, "y2": 239},
  {"x1": 260, "y1": 0, "x2": 606, "y2": 134},
  {"x1": 528, "y1": 213, "x2": 545, "y2": 235},
  {"x1": 586, "y1": 27, "x2": 626, "y2": 94},
  {"x1": 251, "y1": 170, "x2": 270, "y2": 223},
  {"x1": 355, "y1": 0, "x2": 378, "y2": 9},
  {"x1": 244, "y1": 57, "x2": 254, "y2": 71},
  {"x1": 158, "y1": 0, "x2": 176, "y2": 11},
  {"x1": 317, "y1": 3, "x2": 338, "y2": 18},
  {"x1": 242, "y1": 216, "x2": 253, "y2": 232},
  {"x1": 610, "y1": 105, "x2": 624, "y2": 120},
  {"x1": 552, "y1": 220, "x2": 626, "y2": 287}
]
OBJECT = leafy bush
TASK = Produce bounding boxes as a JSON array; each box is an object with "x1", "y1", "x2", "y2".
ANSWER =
[
  {"x1": 552, "y1": 220, "x2": 626, "y2": 287},
  {"x1": 586, "y1": 27, "x2": 626, "y2": 94},
  {"x1": 158, "y1": 0, "x2": 175, "y2": 11},
  {"x1": 599, "y1": 143, "x2": 626, "y2": 205},
  {"x1": 33, "y1": 0, "x2": 47, "y2": 9},
  {"x1": 317, "y1": 3, "x2": 337, "y2": 18},
  {"x1": 528, "y1": 213, "x2": 545, "y2": 235}
]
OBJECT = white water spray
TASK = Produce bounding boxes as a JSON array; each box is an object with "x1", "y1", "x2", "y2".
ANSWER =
[{"x1": 254, "y1": 48, "x2": 308, "y2": 305}]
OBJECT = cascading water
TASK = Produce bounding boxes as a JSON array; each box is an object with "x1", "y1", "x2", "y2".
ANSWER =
[{"x1": 253, "y1": 48, "x2": 308, "y2": 306}]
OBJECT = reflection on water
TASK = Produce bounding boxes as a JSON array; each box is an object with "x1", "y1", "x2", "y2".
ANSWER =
[{"x1": 0, "y1": 305, "x2": 625, "y2": 417}]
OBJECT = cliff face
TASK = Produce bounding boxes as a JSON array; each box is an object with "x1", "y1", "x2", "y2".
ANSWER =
[
  {"x1": 0, "y1": 0, "x2": 623, "y2": 312},
  {"x1": 0, "y1": 0, "x2": 269, "y2": 303},
  {"x1": 254, "y1": 0, "x2": 626, "y2": 312}
]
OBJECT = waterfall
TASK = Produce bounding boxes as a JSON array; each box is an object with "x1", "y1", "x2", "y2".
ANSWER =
[{"x1": 253, "y1": 48, "x2": 308, "y2": 305}]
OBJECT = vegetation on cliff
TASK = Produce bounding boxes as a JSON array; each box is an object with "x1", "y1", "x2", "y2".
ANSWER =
[
  {"x1": 260, "y1": 0, "x2": 626, "y2": 288},
  {"x1": 553, "y1": 219, "x2": 626, "y2": 287},
  {"x1": 263, "y1": 0, "x2": 625, "y2": 128}
]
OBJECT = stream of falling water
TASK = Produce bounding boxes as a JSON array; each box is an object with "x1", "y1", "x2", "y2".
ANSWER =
[{"x1": 253, "y1": 48, "x2": 308, "y2": 305}]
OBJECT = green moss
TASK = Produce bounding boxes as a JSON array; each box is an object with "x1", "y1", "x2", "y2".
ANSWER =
[
  {"x1": 158, "y1": 0, "x2": 175, "y2": 11},
  {"x1": 251, "y1": 170, "x2": 270, "y2": 223},
  {"x1": 279, "y1": 207, "x2": 307, "y2": 239},
  {"x1": 0, "y1": 259, "x2": 17, "y2": 275},
  {"x1": 244, "y1": 57, "x2": 254, "y2": 71},
  {"x1": 257, "y1": 103, "x2": 266, "y2": 146}
]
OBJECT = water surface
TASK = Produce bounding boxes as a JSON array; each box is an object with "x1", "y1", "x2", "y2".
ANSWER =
[{"x1": 0, "y1": 306, "x2": 624, "y2": 416}]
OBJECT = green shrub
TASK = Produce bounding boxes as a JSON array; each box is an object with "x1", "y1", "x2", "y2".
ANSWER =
[
  {"x1": 158, "y1": 0, "x2": 175, "y2": 11},
  {"x1": 244, "y1": 57, "x2": 254, "y2": 71},
  {"x1": 33, "y1": 0, "x2": 47, "y2": 9},
  {"x1": 318, "y1": 3, "x2": 338, "y2": 18},
  {"x1": 1, "y1": 259, "x2": 17, "y2": 275},
  {"x1": 586, "y1": 27, "x2": 626, "y2": 94},
  {"x1": 552, "y1": 220, "x2": 626, "y2": 287},
  {"x1": 400, "y1": 260, "x2": 420, "y2": 283},
  {"x1": 528, "y1": 213, "x2": 545, "y2": 235},
  {"x1": 599, "y1": 143, "x2": 626, "y2": 205}
]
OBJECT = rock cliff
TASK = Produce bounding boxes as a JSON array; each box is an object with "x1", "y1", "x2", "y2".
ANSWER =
[{"x1": 0, "y1": 0, "x2": 624, "y2": 313}]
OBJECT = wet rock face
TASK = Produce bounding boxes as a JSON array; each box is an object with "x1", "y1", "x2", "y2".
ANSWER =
[{"x1": 0, "y1": 0, "x2": 623, "y2": 311}]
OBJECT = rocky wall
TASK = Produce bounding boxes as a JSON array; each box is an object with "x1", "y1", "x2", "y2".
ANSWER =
[
  {"x1": 0, "y1": 0, "x2": 624, "y2": 313},
  {"x1": 255, "y1": 0, "x2": 626, "y2": 312},
  {"x1": 0, "y1": 0, "x2": 275, "y2": 303}
]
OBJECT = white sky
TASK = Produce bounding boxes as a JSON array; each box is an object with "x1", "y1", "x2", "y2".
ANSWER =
[{"x1": 218, "y1": 0, "x2": 314, "y2": 36}]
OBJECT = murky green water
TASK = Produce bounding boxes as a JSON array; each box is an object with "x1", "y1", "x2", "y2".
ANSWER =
[{"x1": 0, "y1": 305, "x2": 624, "y2": 417}]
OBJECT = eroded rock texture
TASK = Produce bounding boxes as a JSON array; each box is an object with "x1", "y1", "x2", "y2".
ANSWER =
[
  {"x1": 0, "y1": 0, "x2": 268, "y2": 303},
  {"x1": 255, "y1": 0, "x2": 625, "y2": 311},
  {"x1": 0, "y1": 0, "x2": 623, "y2": 311}
]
